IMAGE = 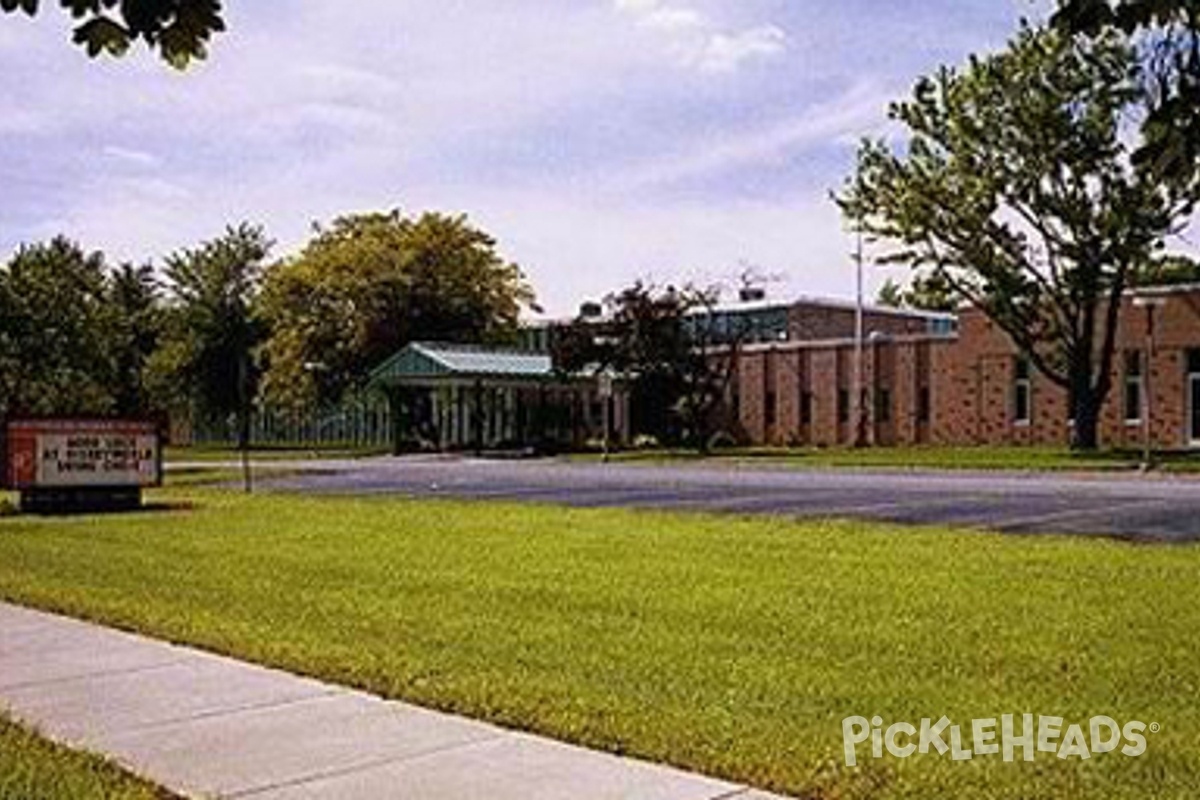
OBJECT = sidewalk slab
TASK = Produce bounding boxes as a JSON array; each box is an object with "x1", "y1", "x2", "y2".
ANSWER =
[
  {"x1": 0, "y1": 603, "x2": 790, "y2": 800},
  {"x1": 247, "y1": 732, "x2": 749, "y2": 800}
]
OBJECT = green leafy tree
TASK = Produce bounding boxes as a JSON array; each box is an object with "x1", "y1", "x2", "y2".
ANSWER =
[
  {"x1": 876, "y1": 273, "x2": 957, "y2": 312},
  {"x1": 151, "y1": 224, "x2": 271, "y2": 449},
  {"x1": 556, "y1": 280, "x2": 746, "y2": 452},
  {"x1": 1054, "y1": 1, "x2": 1200, "y2": 195},
  {"x1": 108, "y1": 262, "x2": 162, "y2": 415},
  {"x1": 259, "y1": 211, "x2": 533, "y2": 408},
  {"x1": 839, "y1": 26, "x2": 1194, "y2": 451},
  {"x1": 1136, "y1": 253, "x2": 1200, "y2": 286},
  {"x1": 1, "y1": 0, "x2": 224, "y2": 67},
  {"x1": 0, "y1": 237, "x2": 118, "y2": 416},
  {"x1": 876, "y1": 278, "x2": 905, "y2": 309}
]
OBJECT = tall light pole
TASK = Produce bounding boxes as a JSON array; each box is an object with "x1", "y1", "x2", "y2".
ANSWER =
[
  {"x1": 853, "y1": 220, "x2": 868, "y2": 448},
  {"x1": 1133, "y1": 296, "x2": 1166, "y2": 470}
]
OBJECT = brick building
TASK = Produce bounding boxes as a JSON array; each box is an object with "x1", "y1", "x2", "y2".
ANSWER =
[{"x1": 727, "y1": 285, "x2": 1200, "y2": 450}]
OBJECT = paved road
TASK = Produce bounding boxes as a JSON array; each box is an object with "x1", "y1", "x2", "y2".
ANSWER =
[
  {"x1": 240, "y1": 456, "x2": 1200, "y2": 542},
  {"x1": 0, "y1": 603, "x2": 783, "y2": 800}
]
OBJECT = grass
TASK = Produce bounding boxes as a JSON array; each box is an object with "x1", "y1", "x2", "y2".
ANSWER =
[
  {"x1": 162, "y1": 465, "x2": 303, "y2": 488},
  {"x1": 1, "y1": 490, "x2": 1198, "y2": 797},
  {"x1": 164, "y1": 444, "x2": 388, "y2": 463},
  {"x1": 576, "y1": 444, "x2": 1200, "y2": 473},
  {"x1": 0, "y1": 713, "x2": 171, "y2": 800}
]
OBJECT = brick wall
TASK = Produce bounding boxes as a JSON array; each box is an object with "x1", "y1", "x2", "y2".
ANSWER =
[
  {"x1": 786, "y1": 302, "x2": 936, "y2": 341},
  {"x1": 725, "y1": 287, "x2": 1200, "y2": 449}
]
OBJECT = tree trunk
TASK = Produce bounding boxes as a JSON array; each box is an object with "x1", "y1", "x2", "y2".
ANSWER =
[{"x1": 1070, "y1": 385, "x2": 1103, "y2": 451}]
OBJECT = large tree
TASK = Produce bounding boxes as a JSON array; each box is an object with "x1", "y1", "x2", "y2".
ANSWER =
[
  {"x1": 259, "y1": 211, "x2": 533, "y2": 408},
  {"x1": 150, "y1": 224, "x2": 271, "y2": 450},
  {"x1": 839, "y1": 26, "x2": 1194, "y2": 450},
  {"x1": 1054, "y1": 1, "x2": 1200, "y2": 195},
  {"x1": 555, "y1": 280, "x2": 747, "y2": 452},
  {"x1": 0, "y1": 237, "x2": 120, "y2": 417},
  {"x1": 1, "y1": 0, "x2": 224, "y2": 67},
  {"x1": 108, "y1": 262, "x2": 162, "y2": 415}
]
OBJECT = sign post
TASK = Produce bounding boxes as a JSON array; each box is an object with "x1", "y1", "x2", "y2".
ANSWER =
[
  {"x1": 597, "y1": 372, "x2": 614, "y2": 463},
  {"x1": 2, "y1": 419, "x2": 163, "y2": 513}
]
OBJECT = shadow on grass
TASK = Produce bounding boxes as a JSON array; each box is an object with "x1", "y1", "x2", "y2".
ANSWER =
[{"x1": 10, "y1": 501, "x2": 197, "y2": 519}]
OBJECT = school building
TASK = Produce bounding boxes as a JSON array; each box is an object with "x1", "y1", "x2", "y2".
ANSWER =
[
  {"x1": 728, "y1": 285, "x2": 1200, "y2": 450},
  {"x1": 363, "y1": 284, "x2": 1200, "y2": 453}
]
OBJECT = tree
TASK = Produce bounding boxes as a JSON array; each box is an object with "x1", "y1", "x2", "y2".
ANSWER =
[
  {"x1": 1136, "y1": 253, "x2": 1200, "y2": 286},
  {"x1": 838, "y1": 26, "x2": 1194, "y2": 450},
  {"x1": 1, "y1": 0, "x2": 224, "y2": 67},
  {"x1": 1054, "y1": 1, "x2": 1200, "y2": 195},
  {"x1": 259, "y1": 211, "x2": 533, "y2": 408},
  {"x1": 0, "y1": 237, "x2": 119, "y2": 417},
  {"x1": 108, "y1": 262, "x2": 162, "y2": 415},
  {"x1": 555, "y1": 280, "x2": 746, "y2": 452},
  {"x1": 876, "y1": 278, "x2": 905, "y2": 309},
  {"x1": 151, "y1": 224, "x2": 271, "y2": 452},
  {"x1": 876, "y1": 273, "x2": 957, "y2": 312}
]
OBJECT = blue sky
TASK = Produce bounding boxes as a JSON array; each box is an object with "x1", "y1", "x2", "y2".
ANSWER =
[{"x1": 0, "y1": 0, "x2": 1142, "y2": 314}]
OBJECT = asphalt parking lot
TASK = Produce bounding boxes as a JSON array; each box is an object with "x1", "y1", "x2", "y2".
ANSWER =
[{"x1": 236, "y1": 456, "x2": 1200, "y2": 542}]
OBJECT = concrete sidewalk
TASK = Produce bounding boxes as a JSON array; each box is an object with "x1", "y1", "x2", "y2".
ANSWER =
[{"x1": 0, "y1": 603, "x2": 786, "y2": 799}]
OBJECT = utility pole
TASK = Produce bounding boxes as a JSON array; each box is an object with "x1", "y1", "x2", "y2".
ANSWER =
[{"x1": 853, "y1": 221, "x2": 867, "y2": 448}]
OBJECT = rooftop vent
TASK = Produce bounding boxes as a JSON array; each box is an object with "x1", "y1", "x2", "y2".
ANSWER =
[
  {"x1": 739, "y1": 287, "x2": 767, "y2": 303},
  {"x1": 579, "y1": 301, "x2": 603, "y2": 319}
]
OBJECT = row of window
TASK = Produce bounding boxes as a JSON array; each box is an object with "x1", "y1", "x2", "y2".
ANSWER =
[
  {"x1": 1014, "y1": 350, "x2": 1197, "y2": 426},
  {"x1": 760, "y1": 385, "x2": 926, "y2": 429},
  {"x1": 750, "y1": 349, "x2": 1200, "y2": 431}
]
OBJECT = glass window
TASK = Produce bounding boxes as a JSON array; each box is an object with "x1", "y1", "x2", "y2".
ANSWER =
[
  {"x1": 837, "y1": 389, "x2": 850, "y2": 424},
  {"x1": 765, "y1": 391, "x2": 777, "y2": 427},
  {"x1": 876, "y1": 388, "x2": 892, "y2": 423},
  {"x1": 800, "y1": 391, "x2": 813, "y2": 426},
  {"x1": 918, "y1": 386, "x2": 931, "y2": 424},
  {"x1": 1124, "y1": 351, "x2": 1143, "y2": 423},
  {"x1": 1014, "y1": 357, "x2": 1031, "y2": 424}
]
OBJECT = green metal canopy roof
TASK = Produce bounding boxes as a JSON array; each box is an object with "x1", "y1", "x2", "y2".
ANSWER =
[{"x1": 370, "y1": 342, "x2": 555, "y2": 385}]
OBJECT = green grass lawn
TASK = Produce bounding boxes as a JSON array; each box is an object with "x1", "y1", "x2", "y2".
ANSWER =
[
  {"x1": 0, "y1": 489, "x2": 1198, "y2": 797},
  {"x1": 578, "y1": 444, "x2": 1200, "y2": 473},
  {"x1": 164, "y1": 444, "x2": 389, "y2": 463},
  {"x1": 0, "y1": 714, "x2": 171, "y2": 800}
]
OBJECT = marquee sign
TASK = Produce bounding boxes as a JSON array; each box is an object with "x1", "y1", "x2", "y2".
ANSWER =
[{"x1": 3, "y1": 419, "x2": 162, "y2": 491}]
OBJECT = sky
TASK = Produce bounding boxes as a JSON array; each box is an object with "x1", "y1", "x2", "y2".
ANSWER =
[{"x1": 4, "y1": 0, "x2": 1177, "y2": 316}]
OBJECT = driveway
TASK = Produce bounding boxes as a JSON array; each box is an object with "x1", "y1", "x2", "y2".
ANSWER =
[{"x1": 223, "y1": 456, "x2": 1200, "y2": 542}]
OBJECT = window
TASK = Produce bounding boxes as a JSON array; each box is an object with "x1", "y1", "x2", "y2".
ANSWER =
[
  {"x1": 918, "y1": 386, "x2": 931, "y2": 424},
  {"x1": 800, "y1": 391, "x2": 813, "y2": 426},
  {"x1": 1123, "y1": 350, "x2": 1143, "y2": 424},
  {"x1": 837, "y1": 389, "x2": 850, "y2": 424},
  {"x1": 876, "y1": 388, "x2": 892, "y2": 424},
  {"x1": 1013, "y1": 357, "x2": 1032, "y2": 425},
  {"x1": 765, "y1": 390, "x2": 777, "y2": 428}
]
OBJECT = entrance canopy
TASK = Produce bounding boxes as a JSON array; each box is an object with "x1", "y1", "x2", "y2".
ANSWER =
[
  {"x1": 370, "y1": 341, "x2": 555, "y2": 385},
  {"x1": 369, "y1": 342, "x2": 626, "y2": 452}
]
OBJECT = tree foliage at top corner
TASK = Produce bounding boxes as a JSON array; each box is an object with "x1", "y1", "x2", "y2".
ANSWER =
[
  {"x1": 0, "y1": 0, "x2": 225, "y2": 68},
  {"x1": 1053, "y1": 0, "x2": 1200, "y2": 190}
]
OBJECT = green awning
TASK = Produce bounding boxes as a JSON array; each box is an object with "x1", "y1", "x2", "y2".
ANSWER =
[{"x1": 370, "y1": 342, "x2": 555, "y2": 385}]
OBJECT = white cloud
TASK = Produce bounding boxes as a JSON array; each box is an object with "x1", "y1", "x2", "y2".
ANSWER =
[
  {"x1": 614, "y1": 0, "x2": 787, "y2": 74},
  {"x1": 605, "y1": 81, "x2": 894, "y2": 191},
  {"x1": 700, "y1": 27, "x2": 788, "y2": 74},
  {"x1": 102, "y1": 146, "x2": 161, "y2": 169}
]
